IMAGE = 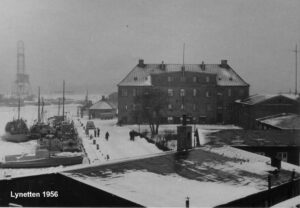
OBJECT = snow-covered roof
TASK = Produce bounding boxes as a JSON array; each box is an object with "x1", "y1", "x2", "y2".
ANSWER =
[
  {"x1": 236, "y1": 94, "x2": 300, "y2": 105},
  {"x1": 207, "y1": 129, "x2": 300, "y2": 146},
  {"x1": 89, "y1": 100, "x2": 116, "y2": 110},
  {"x1": 271, "y1": 195, "x2": 300, "y2": 207},
  {"x1": 118, "y1": 63, "x2": 249, "y2": 87},
  {"x1": 257, "y1": 113, "x2": 300, "y2": 130},
  {"x1": 62, "y1": 146, "x2": 298, "y2": 207}
]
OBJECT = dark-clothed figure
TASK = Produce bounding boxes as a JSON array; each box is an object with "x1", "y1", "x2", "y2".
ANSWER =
[
  {"x1": 194, "y1": 129, "x2": 200, "y2": 147},
  {"x1": 97, "y1": 128, "x2": 100, "y2": 137},
  {"x1": 94, "y1": 129, "x2": 97, "y2": 137},
  {"x1": 129, "y1": 130, "x2": 133, "y2": 141},
  {"x1": 105, "y1": 132, "x2": 109, "y2": 141}
]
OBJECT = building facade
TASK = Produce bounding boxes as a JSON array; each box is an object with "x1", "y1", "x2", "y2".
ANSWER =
[
  {"x1": 234, "y1": 94, "x2": 300, "y2": 129},
  {"x1": 118, "y1": 59, "x2": 249, "y2": 124}
]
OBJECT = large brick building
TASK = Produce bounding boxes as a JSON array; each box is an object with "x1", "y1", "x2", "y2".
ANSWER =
[{"x1": 118, "y1": 59, "x2": 249, "y2": 124}]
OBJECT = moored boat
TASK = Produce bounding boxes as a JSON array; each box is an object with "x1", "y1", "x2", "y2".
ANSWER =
[
  {"x1": 2, "y1": 95, "x2": 30, "y2": 143},
  {"x1": 2, "y1": 119, "x2": 29, "y2": 142},
  {"x1": 0, "y1": 149, "x2": 83, "y2": 168}
]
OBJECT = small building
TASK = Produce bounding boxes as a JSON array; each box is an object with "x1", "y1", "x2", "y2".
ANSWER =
[
  {"x1": 234, "y1": 94, "x2": 300, "y2": 129},
  {"x1": 256, "y1": 113, "x2": 300, "y2": 130},
  {"x1": 89, "y1": 96, "x2": 116, "y2": 119},
  {"x1": 207, "y1": 129, "x2": 300, "y2": 166}
]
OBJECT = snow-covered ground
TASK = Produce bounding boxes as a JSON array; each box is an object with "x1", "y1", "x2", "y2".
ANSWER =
[
  {"x1": 129, "y1": 123, "x2": 240, "y2": 149},
  {"x1": 75, "y1": 117, "x2": 162, "y2": 164},
  {"x1": 0, "y1": 102, "x2": 162, "y2": 178},
  {"x1": 271, "y1": 195, "x2": 300, "y2": 208}
]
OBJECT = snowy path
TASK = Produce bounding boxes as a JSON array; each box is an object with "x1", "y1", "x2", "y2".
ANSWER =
[{"x1": 76, "y1": 118, "x2": 163, "y2": 164}]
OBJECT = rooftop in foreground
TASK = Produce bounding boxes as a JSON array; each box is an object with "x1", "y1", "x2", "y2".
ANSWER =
[{"x1": 62, "y1": 146, "x2": 299, "y2": 207}]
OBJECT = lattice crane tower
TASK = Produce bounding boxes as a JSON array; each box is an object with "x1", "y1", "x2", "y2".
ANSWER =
[{"x1": 12, "y1": 41, "x2": 32, "y2": 99}]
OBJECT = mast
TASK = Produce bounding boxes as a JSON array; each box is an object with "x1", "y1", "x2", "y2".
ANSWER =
[
  {"x1": 38, "y1": 87, "x2": 41, "y2": 123},
  {"x1": 85, "y1": 89, "x2": 89, "y2": 104},
  {"x1": 183, "y1": 43, "x2": 185, "y2": 66},
  {"x1": 41, "y1": 97, "x2": 44, "y2": 122},
  {"x1": 294, "y1": 44, "x2": 298, "y2": 95},
  {"x1": 17, "y1": 93, "x2": 20, "y2": 120},
  {"x1": 58, "y1": 98, "x2": 60, "y2": 116},
  {"x1": 62, "y1": 80, "x2": 65, "y2": 120}
]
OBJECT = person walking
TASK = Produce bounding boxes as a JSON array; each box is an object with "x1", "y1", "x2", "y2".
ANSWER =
[
  {"x1": 94, "y1": 129, "x2": 97, "y2": 137},
  {"x1": 194, "y1": 128, "x2": 200, "y2": 147},
  {"x1": 105, "y1": 132, "x2": 109, "y2": 141},
  {"x1": 97, "y1": 128, "x2": 100, "y2": 137}
]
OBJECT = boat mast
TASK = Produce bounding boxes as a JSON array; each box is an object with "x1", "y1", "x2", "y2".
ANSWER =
[
  {"x1": 38, "y1": 87, "x2": 41, "y2": 123},
  {"x1": 62, "y1": 80, "x2": 65, "y2": 121},
  {"x1": 41, "y1": 97, "x2": 44, "y2": 122},
  {"x1": 17, "y1": 92, "x2": 20, "y2": 120},
  {"x1": 294, "y1": 44, "x2": 298, "y2": 95},
  {"x1": 58, "y1": 98, "x2": 60, "y2": 116}
]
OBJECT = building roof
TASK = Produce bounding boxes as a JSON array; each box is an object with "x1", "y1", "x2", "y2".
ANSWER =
[
  {"x1": 118, "y1": 62, "x2": 249, "y2": 87},
  {"x1": 207, "y1": 129, "x2": 300, "y2": 146},
  {"x1": 89, "y1": 100, "x2": 116, "y2": 110},
  {"x1": 62, "y1": 146, "x2": 298, "y2": 207},
  {"x1": 236, "y1": 94, "x2": 300, "y2": 105},
  {"x1": 257, "y1": 113, "x2": 300, "y2": 130}
]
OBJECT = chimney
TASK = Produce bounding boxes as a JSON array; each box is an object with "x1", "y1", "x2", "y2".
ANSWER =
[
  {"x1": 271, "y1": 157, "x2": 281, "y2": 170},
  {"x1": 220, "y1": 60, "x2": 228, "y2": 68},
  {"x1": 160, "y1": 61, "x2": 166, "y2": 70},
  {"x1": 200, "y1": 61, "x2": 205, "y2": 70},
  {"x1": 182, "y1": 114, "x2": 187, "y2": 126},
  {"x1": 138, "y1": 59, "x2": 145, "y2": 67}
]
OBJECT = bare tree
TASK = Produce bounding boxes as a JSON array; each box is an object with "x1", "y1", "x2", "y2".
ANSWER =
[{"x1": 134, "y1": 88, "x2": 167, "y2": 136}]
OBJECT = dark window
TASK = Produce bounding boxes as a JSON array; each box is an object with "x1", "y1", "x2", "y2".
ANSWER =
[
  {"x1": 121, "y1": 89, "x2": 128, "y2": 96},
  {"x1": 133, "y1": 88, "x2": 137, "y2": 96}
]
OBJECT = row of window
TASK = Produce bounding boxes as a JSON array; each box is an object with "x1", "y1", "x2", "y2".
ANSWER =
[
  {"x1": 167, "y1": 75, "x2": 211, "y2": 83},
  {"x1": 121, "y1": 88, "x2": 244, "y2": 97},
  {"x1": 121, "y1": 103, "x2": 213, "y2": 112},
  {"x1": 168, "y1": 89, "x2": 212, "y2": 97}
]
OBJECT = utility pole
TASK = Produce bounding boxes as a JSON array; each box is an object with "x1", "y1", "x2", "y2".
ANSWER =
[
  {"x1": 292, "y1": 44, "x2": 298, "y2": 95},
  {"x1": 58, "y1": 98, "x2": 60, "y2": 116},
  {"x1": 62, "y1": 80, "x2": 65, "y2": 120},
  {"x1": 183, "y1": 43, "x2": 185, "y2": 66},
  {"x1": 38, "y1": 87, "x2": 40, "y2": 123}
]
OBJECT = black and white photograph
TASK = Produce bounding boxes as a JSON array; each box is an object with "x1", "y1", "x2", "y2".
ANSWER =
[{"x1": 0, "y1": 0, "x2": 299, "y2": 207}]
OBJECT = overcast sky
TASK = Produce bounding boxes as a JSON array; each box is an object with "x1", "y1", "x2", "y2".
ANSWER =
[{"x1": 0, "y1": 0, "x2": 299, "y2": 94}]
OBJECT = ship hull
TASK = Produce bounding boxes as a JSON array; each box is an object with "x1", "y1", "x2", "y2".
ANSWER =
[
  {"x1": 0, "y1": 155, "x2": 83, "y2": 169},
  {"x1": 2, "y1": 133, "x2": 29, "y2": 143}
]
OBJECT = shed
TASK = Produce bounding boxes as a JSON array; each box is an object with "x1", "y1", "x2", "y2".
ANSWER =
[{"x1": 89, "y1": 96, "x2": 116, "y2": 119}]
